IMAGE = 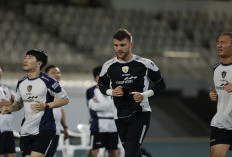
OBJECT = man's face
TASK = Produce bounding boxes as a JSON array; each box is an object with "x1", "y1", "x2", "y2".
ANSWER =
[
  {"x1": 47, "y1": 67, "x2": 61, "y2": 81},
  {"x1": 113, "y1": 38, "x2": 133, "y2": 61},
  {"x1": 217, "y1": 35, "x2": 232, "y2": 58},
  {"x1": 23, "y1": 55, "x2": 39, "y2": 72}
]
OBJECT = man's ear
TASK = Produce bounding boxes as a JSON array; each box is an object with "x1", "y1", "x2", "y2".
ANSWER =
[
  {"x1": 130, "y1": 42, "x2": 134, "y2": 48},
  {"x1": 37, "y1": 61, "x2": 43, "y2": 68}
]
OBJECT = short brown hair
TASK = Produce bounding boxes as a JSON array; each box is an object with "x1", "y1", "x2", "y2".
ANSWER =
[{"x1": 113, "y1": 28, "x2": 132, "y2": 42}]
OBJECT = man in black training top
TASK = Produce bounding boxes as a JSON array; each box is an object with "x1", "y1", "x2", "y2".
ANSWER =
[{"x1": 98, "y1": 28, "x2": 166, "y2": 157}]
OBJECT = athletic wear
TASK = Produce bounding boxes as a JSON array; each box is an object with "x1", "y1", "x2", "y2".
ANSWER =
[
  {"x1": 98, "y1": 54, "x2": 165, "y2": 157},
  {"x1": 210, "y1": 126, "x2": 232, "y2": 146},
  {"x1": 211, "y1": 62, "x2": 232, "y2": 130},
  {"x1": 20, "y1": 130, "x2": 55, "y2": 157},
  {"x1": 46, "y1": 135, "x2": 59, "y2": 157},
  {"x1": 0, "y1": 131, "x2": 16, "y2": 154},
  {"x1": 45, "y1": 108, "x2": 62, "y2": 157},
  {"x1": 98, "y1": 54, "x2": 165, "y2": 119},
  {"x1": 0, "y1": 84, "x2": 16, "y2": 155},
  {"x1": 115, "y1": 112, "x2": 150, "y2": 157},
  {"x1": 0, "y1": 84, "x2": 15, "y2": 132},
  {"x1": 86, "y1": 86, "x2": 117, "y2": 133},
  {"x1": 15, "y1": 72, "x2": 68, "y2": 136},
  {"x1": 90, "y1": 132, "x2": 118, "y2": 150},
  {"x1": 86, "y1": 85, "x2": 118, "y2": 150}
]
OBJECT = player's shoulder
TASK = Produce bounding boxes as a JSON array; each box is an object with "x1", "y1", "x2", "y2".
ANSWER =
[
  {"x1": 103, "y1": 57, "x2": 117, "y2": 67},
  {"x1": 40, "y1": 72, "x2": 57, "y2": 82},
  {"x1": 213, "y1": 62, "x2": 222, "y2": 71},
  {"x1": 18, "y1": 76, "x2": 28, "y2": 84},
  {"x1": 87, "y1": 85, "x2": 97, "y2": 93},
  {"x1": 134, "y1": 55, "x2": 157, "y2": 68}
]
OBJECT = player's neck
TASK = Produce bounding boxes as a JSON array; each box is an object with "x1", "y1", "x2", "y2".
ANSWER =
[
  {"x1": 27, "y1": 69, "x2": 41, "y2": 79},
  {"x1": 222, "y1": 57, "x2": 232, "y2": 64}
]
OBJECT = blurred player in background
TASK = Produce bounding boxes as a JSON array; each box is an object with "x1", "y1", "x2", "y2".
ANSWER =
[
  {"x1": 98, "y1": 29, "x2": 166, "y2": 157},
  {"x1": 0, "y1": 49, "x2": 69, "y2": 157},
  {"x1": 0, "y1": 67, "x2": 16, "y2": 157},
  {"x1": 45, "y1": 65, "x2": 69, "y2": 157},
  {"x1": 209, "y1": 32, "x2": 232, "y2": 157},
  {"x1": 86, "y1": 66, "x2": 118, "y2": 157}
]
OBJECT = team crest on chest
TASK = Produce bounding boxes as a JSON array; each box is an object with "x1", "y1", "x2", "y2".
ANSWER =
[
  {"x1": 122, "y1": 66, "x2": 129, "y2": 73},
  {"x1": 221, "y1": 71, "x2": 227, "y2": 78},
  {"x1": 27, "y1": 85, "x2": 32, "y2": 92}
]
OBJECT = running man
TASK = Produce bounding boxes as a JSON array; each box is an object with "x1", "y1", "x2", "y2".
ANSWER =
[
  {"x1": 0, "y1": 67, "x2": 16, "y2": 157},
  {"x1": 0, "y1": 49, "x2": 69, "y2": 157},
  {"x1": 86, "y1": 66, "x2": 118, "y2": 157},
  {"x1": 98, "y1": 29, "x2": 166, "y2": 157},
  {"x1": 209, "y1": 32, "x2": 232, "y2": 157},
  {"x1": 45, "y1": 65, "x2": 69, "y2": 157}
]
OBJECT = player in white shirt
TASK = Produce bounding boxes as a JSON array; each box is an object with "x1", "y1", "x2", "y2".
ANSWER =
[
  {"x1": 209, "y1": 32, "x2": 232, "y2": 157},
  {"x1": 0, "y1": 67, "x2": 16, "y2": 157},
  {"x1": 86, "y1": 66, "x2": 118, "y2": 157},
  {"x1": 0, "y1": 50, "x2": 69, "y2": 157},
  {"x1": 45, "y1": 65, "x2": 69, "y2": 157}
]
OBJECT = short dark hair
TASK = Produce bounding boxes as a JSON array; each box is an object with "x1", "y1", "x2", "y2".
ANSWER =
[
  {"x1": 113, "y1": 28, "x2": 132, "y2": 42},
  {"x1": 45, "y1": 65, "x2": 56, "y2": 74},
  {"x1": 218, "y1": 32, "x2": 232, "y2": 43},
  {"x1": 26, "y1": 49, "x2": 48, "y2": 70},
  {"x1": 92, "y1": 66, "x2": 102, "y2": 79}
]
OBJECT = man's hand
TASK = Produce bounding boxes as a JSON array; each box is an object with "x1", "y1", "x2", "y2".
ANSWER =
[
  {"x1": 225, "y1": 81, "x2": 232, "y2": 92},
  {"x1": 1, "y1": 106, "x2": 11, "y2": 114},
  {"x1": 130, "y1": 92, "x2": 144, "y2": 103},
  {"x1": 209, "y1": 88, "x2": 217, "y2": 101},
  {"x1": 113, "y1": 86, "x2": 123, "y2": 97},
  {"x1": 31, "y1": 100, "x2": 46, "y2": 113},
  {"x1": 0, "y1": 99, "x2": 12, "y2": 108}
]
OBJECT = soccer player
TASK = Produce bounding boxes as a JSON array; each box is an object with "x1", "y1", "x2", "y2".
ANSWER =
[
  {"x1": 45, "y1": 65, "x2": 69, "y2": 157},
  {"x1": 98, "y1": 29, "x2": 166, "y2": 157},
  {"x1": 86, "y1": 66, "x2": 118, "y2": 157},
  {"x1": 0, "y1": 67, "x2": 16, "y2": 157},
  {"x1": 209, "y1": 32, "x2": 232, "y2": 157},
  {"x1": 0, "y1": 49, "x2": 69, "y2": 157}
]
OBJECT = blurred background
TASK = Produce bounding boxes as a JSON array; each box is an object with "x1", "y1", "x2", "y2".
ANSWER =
[{"x1": 1, "y1": 0, "x2": 232, "y2": 156}]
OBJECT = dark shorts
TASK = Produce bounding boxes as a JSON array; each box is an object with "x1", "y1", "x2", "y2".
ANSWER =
[
  {"x1": 0, "y1": 131, "x2": 16, "y2": 154},
  {"x1": 45, "y1": 135, "x2": 60, "y2": 157},
  {"x1": 210, "y1": 126, "x2": 232, "y2": 147},
  {"x1": 20, "y1": 130, "x2": 55, "y2": 157},
  {"x1": 115, "y1": 111, "x2": 151, "y2": 157},
  {"x1": 90, "y1": 131, "x2": 118, "y2": 150}
]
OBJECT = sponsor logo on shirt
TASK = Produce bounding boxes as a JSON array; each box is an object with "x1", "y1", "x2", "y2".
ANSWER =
[
  {"x1": 116, "y1": 76, "x2": 137, "y2": 85},
  {"x1": 52, "y1": 82, "x2": 59, "y2": 89}
]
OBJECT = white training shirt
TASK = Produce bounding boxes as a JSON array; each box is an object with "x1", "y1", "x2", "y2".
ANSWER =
[
  {"x1": 87, "y1": 86, "x2": 117, "y2": 133},
  {"x1": 0, "y1": 84, "x2": 16, "y2": 133},
  {"x1": 211, "y1": 62, "x2": 232, "y2": 130},
  {"x1": 53, "y1": 107, "x2": 62, "y2": 135},
  {"x1": 15, "y1": 72, "x2": 68, "y2": 136}
]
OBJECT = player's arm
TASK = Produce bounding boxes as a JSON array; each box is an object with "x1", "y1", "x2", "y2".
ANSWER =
[
  {"x1": 1, "y1": 101, "x2": 23, "y2": 114},
  {"x1": 61, "y1": 108, "x2": 69, "y2": 140},
  {"x1": 88, "y1": 98, "x2": 113, "y2": 112},
  {"x1": 131, "y1": 62, "x2": 166, "y2": 102},
  {"x1": 31, "y1": 98, "x2": 69, "y2": 113}
]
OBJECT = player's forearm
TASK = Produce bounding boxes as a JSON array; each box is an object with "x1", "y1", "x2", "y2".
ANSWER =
[
  {"x1": 151, "y1": 78, "x2": 166, "y2": 95},
  {"x1": 10, "y1": 101, "x2": 23, "y2": 112},
  {"x1": 89, "y1": 100, "x2": 113, "y2": 111},
  {"x1": 48, "y1": 98, "x2": 69, "y2": 109},
  {"x1": 61, "y1": 109, "x2": 68, "y2": 128}
]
